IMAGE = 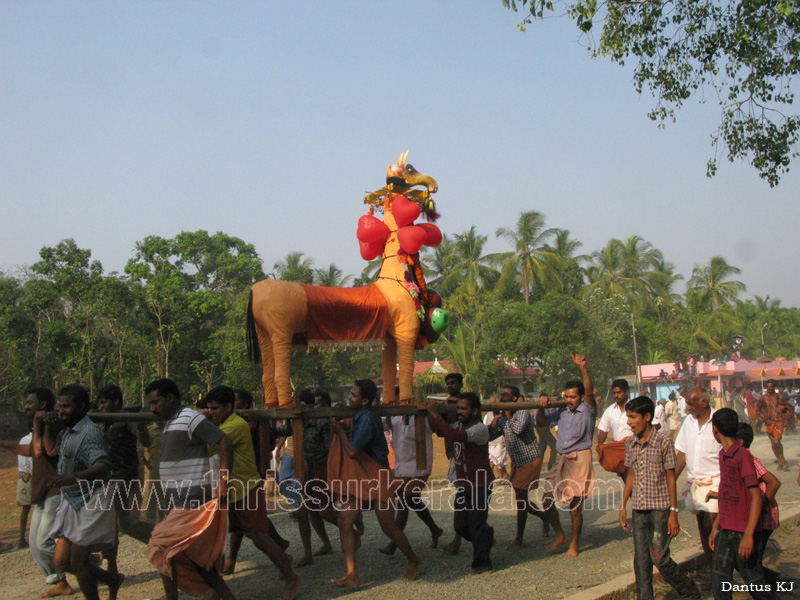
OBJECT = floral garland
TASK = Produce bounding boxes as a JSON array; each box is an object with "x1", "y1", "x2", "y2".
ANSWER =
[{"x1": 397, "y1": 250, "x2": 425, "y2": 321}]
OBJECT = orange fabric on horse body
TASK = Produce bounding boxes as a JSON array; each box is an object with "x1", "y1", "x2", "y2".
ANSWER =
[{"x1": 297, "y1": 284, "x2": 388, "y2": 346}]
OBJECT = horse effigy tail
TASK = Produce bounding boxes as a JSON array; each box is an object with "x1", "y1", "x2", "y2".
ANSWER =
[{"x1": 246, "y1": 289, "x2": 261, "y2": 364}]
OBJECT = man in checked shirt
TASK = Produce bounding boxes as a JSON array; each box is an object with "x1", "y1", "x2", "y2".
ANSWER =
[
  {"x1": 488, "y1": 385, "x2": 560, "y2": 549},
  {"x1": 619, "y1": 396, "x2": 700, "y2": 600}
]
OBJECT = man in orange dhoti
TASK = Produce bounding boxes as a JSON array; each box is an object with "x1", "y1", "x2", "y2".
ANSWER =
[
  {"x1": 327, "y1": 379, "x2": 420, "y2": 588},
  {"x1": 144, "y1": 379, "x2": 235, "y2": 600}
]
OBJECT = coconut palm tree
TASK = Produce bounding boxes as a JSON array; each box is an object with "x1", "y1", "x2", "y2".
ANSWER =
[
  {"x1": 489, "y1": 211, "x2": 560, "y2": 303},
  {"x1": 420, "y1": 234, "x2": 459, "y2": 292},
  {"x1": 272, "y1": 251, "x2": 314, "y2": 283},
  {"x1": 583, "y1": 235, "x2": 670, "y2": 312},
  {"x1": 313, "y1": 263, "x2": 353, "y2": 287},
  {"x1": 687, "y1": 256, "x2": 746, "y2": 310},
  {"x1": 439, "y1": 227, "x2": 499, "y2": 294}
]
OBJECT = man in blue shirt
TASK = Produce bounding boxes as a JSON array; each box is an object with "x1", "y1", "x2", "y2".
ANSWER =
[
  {"x1": 328, "y1": 379, "x2": 419, "y2": 589},
  {"x1": 43, "y1": 385, "x2": 123, "y2": 600},
  {"x1": 538, "y1": 353, "x2": 597, "y2": 558}
]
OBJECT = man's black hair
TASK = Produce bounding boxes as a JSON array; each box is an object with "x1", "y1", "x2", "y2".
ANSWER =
[
  {"x1": 97, "y1": 384, "x2": 123, "y2": 405},
  {"x1": 736, "y1": 422, "x2": 754, "y2": 449},
  {"x1": 564, "y1": 379, "x2": 585, "y2": 397},
  {"x1": 314, "y1": 390, "x2": 332, "y2": 407},
  {"x1": 711, "y1": 408, "x2": 739, "y2": 438},
  {"x1": 445, "y1": 373, "x2": 463, "y2": 384},
  {"x1": 612, "y1": 379, "x2": 630, "y2": 392},
  {"x1": 205, "y1": 385, "x2": 236, "y2": 408},
  {"x1": 354, "y1": 379, "x2": 378, "y2": 404},
  {"x1": 58, "y1": 384, "x2": 91, "y2": 412},
  {"x1": 504, "y1": 385, "x2": 521, "y2": 399},
  {"x1": 459, "y1": 391, "x2": 481, "y2": 413},
  {"x1": 145, "y1": 378, "x2": 181, "y2": 402},
  {"x1": 27, "y1": 387, "x2": 55, "y2": 411},
  {"x1": 625, "y1": 396, "x2": 654, "y2": 419},
  {"x1": 298, "y1": 388, "x2": 315, "y2": 406},
  {"x1": 234, "y1": 388, "x2": 254, "y2": 408}
]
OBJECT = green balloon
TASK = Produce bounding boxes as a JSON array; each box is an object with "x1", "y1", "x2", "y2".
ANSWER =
[{"x1": 430, "y1": 308, "x2": 450, "y2": 333}]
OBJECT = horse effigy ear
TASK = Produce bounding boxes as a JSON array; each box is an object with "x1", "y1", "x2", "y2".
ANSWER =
[{"x1": 398, "y1": 150, "x2": 409, "y2": 165}]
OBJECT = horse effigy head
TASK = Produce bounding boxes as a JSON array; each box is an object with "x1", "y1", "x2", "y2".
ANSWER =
[{"x1": 386, "y1": 150, "x2": 438, "y2": 194}]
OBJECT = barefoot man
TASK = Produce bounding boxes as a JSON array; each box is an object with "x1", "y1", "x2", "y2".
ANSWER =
[
  {"x1": 380, "y1": 403, "x2": 444, "y2": 556},
  {"x1": 43, "y1": 385, "x2": 123, "y2": 600},
  {"x1": 144, "y1": 378, "x2": 237, "y2": 600},
  {"x1": 327, "y1": 379, "x2": 420, "y2": 588},
  {"x1": 488, "y1": 385, "x2": 560, "y2": 549},
  {"x1": 293, "y1": 389, "x2": 339, "y2": 568},
  {"x1": 0, "y1": 388, "x2": 74, "y2": 597},
  {"x1": 427, "y1": 392, "x2": 495, "y2": 574},
  {"x1": 538, "y1": 352, "x2": 597, "y2": 558},
  {"x1": 204, "y1": 385, "x2": 299, "y2": 599}
]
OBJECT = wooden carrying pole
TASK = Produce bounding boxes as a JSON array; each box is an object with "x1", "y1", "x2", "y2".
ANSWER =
[{"x1": 90, "y1": 400, "x2": 566, "y2": 481}]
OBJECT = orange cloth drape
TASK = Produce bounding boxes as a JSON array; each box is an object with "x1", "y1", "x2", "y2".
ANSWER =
[
  {"x1": 145, "y1": 498, "x2": 227, "y2": 597},
  {"x1": 327, "y1": 435, "x2": 400, "y2": 503}
]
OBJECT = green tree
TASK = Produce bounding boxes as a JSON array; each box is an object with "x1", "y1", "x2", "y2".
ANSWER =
[
  {"x1": 313, "y1": 263, "x2": 353, "y2": 287},
  {"x1": 504, "y1": 0, "x2": 800, "y2": 186},
  {"x1": 687, "y1": 255, "x2": 747, "y2": 309},
  {"x1": 491, "y1": 210, "x2": 559, "y2": 303},
  {"x1": 584, "y1": 235, "x2": 671, "y2": 312},
  {"x1": 273, "y1": 252, "x2": 314, "y2": 284}
]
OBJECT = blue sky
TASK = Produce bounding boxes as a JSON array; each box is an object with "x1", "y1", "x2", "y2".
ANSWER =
[{"x1": 2, "y1": 1, "x2": 797, "y2": 309}]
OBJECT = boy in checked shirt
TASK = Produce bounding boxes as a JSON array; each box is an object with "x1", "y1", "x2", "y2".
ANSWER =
[{"x1": 620, "y1": 396, "x2": 700, "y2": 600}]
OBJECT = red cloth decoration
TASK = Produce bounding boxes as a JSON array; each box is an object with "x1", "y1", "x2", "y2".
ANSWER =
[{"x1": 392, "y1": 195, "x2": 421, "y2": 227}]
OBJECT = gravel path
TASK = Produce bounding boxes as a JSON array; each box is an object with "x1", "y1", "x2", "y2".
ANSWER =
[{"x1": 1, "y1": 434, "x2": 798, "y2": 600}]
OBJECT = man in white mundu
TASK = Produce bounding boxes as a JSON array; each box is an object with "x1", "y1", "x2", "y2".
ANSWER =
[{"x1": 674, "y1": 387, "x2": 721, "y2": 566}]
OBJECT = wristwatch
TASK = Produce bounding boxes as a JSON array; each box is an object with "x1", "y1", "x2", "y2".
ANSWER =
[{"x1": 669, "y1": 506, "x2": 679, "y2": 513}]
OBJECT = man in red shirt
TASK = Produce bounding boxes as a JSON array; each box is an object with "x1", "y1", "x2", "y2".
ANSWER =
[
  {"x1": 708, "y1": 409, "x2": 769, "y2": 599},
  {"x1": 427, "y1": 393, "x2": 495, "y2": 574}
]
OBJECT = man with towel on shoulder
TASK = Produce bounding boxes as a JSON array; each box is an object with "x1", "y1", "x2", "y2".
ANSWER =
[{"x1": 596, "y1": 379, "x2": 634, "y2": 480}]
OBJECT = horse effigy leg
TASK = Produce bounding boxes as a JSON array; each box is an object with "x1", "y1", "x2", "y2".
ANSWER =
[
  {"x1": 257, "y1": 326, "x2": 279, "y2": 408},
  {"x1": 395, "y1": 337, "x2": 415, "y2": 404},
  {"x1": 382, "y1": 337, "x2": 398, "y2": 405},
  {"x1": 271, "y1": 332, "x2": 294, "y2": 407}
]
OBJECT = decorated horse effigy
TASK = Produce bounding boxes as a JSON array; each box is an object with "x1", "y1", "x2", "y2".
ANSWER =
[{"x1": 247, "y1": 152, "x2": 450, "y2": 407}]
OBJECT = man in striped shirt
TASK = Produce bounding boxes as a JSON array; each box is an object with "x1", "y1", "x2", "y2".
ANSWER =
[{"x1": 144, "y1": 379, "x2": 235, "y2": 600}]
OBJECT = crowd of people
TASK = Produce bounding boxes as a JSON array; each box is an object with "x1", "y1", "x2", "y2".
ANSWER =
[{"x1": 0, "y1": 357, "x2": 798, "y2": 600}]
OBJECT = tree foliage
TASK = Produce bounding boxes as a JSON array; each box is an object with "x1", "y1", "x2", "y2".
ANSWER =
[
  {"x1": 504, "y1": 0, "x2": 800, "y2": 186},
  {"x1": 2, "y1": 213, "x2": 799, "y2": 406}
]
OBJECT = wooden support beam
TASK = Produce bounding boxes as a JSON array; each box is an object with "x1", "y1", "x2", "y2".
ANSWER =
[
  {"x1": 413, "y1": 387, "x2": 427, "y2": 471},
  {"x1": 258, "y1": 420, "x2": 272, "y2": 480}
]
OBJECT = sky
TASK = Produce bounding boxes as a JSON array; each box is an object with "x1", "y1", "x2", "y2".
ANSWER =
[{"x1": 2, "y1": 2, "x2": 798, "y2": 309}]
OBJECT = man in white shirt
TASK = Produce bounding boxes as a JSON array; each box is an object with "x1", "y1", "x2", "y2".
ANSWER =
[
  {"x1": 652, "y1": 398, "x2": 667, "y2": 431},
  {"x1": 595, "y1": 379, "x2": 634, "y2": 478},
  {"x1": 380, "y1": 415, "x2": 444, "y2": 555},
  {"x1": 483, "y1": 399, "x2": 509, "y2": 481},
  {"x1": 674, "y1": 386, "x2": 721, "y2": 566}
]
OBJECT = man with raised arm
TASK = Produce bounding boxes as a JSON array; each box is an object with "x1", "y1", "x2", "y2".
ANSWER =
[{"x1": 537, "y1": 352, "x2": 597, "y2": 558}]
